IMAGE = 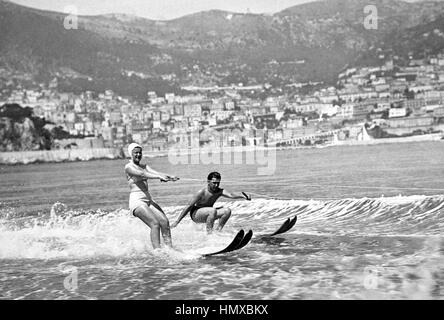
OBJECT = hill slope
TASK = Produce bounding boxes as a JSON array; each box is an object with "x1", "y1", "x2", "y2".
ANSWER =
[{"x1": 2, "y1": 0, "x2": 444, "y2": 96}]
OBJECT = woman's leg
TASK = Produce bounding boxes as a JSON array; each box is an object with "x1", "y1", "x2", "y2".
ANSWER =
[
  {"x1": 149, "y1": 202, "x2": 173, "y2": 247},
  {"x1": 133, "y1": 204, "x2": 163, "y2": 249}
]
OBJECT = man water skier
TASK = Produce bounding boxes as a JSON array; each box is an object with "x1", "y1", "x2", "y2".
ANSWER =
[
  {"x1": 171, "y1": 172, "x2": 251, "y2": 233},
  {"x1": 125, "y1": 143, "x2": 179, "y2": 249}
]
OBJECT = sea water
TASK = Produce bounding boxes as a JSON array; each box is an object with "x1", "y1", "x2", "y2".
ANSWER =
[{"x1": 0, "y1": 141, "x2": 443, "y2": 299}]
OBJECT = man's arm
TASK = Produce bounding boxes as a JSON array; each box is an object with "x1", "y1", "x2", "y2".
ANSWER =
[
  {"x1": 221, "y1": 189, "x2": 251, "y2": 200},
  {"x1": 171, "y1": 190, "x2": 203, "y2": 228}
]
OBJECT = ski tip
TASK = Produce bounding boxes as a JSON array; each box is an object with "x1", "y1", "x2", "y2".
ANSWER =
[
  {"x1": 242, "y1": 229, "x2": 253, "y2": 242},
  {"x1": 264, "y1": 214, "x2": 298, "y2": 237},
  {"x1": 232, "y1": 229, "x2": 253, "y2": 252},
  {"x1": 269, "y1": 218, "x2": 290, "y2": 236},
  {"x1": 202, "y1": 229, "x2": 248, "y2": 257},
  {"x1": 289, "y1": 215, "x2": 298, "y2": 226}
]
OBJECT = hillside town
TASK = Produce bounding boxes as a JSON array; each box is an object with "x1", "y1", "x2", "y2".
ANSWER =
[{"x1": 2, "y1": 52, "x2": 444, "y2": 153}]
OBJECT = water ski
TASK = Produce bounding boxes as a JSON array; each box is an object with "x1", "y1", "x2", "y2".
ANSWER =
[
  {"x1": 201, "y1": 215, "x2": 296, "y2": 256},
  {"x1": 262, "y1": 215, "x2": 297, "y2": 238},
  {"x1": 203, "y1": 229, "x2": 253, "y2": 257}
]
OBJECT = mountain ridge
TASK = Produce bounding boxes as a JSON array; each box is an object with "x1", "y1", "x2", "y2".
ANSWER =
[{"x1": 2, "y1": 0, "x2": 444, "y2": 98}]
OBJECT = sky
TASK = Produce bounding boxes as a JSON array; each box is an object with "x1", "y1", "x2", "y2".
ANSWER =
[{"x1": 10, "y1": 0, "x2": 320, "y2": 20}]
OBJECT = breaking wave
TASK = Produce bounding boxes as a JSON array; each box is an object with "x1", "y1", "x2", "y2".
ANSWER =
[{"x1": 0, "y1": 194, "x2": 442, "y2": 259}]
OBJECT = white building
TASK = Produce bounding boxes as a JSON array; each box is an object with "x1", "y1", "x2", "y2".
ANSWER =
[
  {"x1": 388, "y1": 108, "x2": 407, "y2": 118},
  {"x1": 338, "y1": 104, "x2": 354, "y2": 118}
]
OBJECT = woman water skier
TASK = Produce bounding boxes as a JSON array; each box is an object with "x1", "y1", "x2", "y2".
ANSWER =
[{"x1": 125, "y1": 143, "x2": 179, "y2": 249}]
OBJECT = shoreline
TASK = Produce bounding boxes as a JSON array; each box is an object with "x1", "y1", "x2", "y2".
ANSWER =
[
  {"x1": 0, "y1": 148, "x2": 124, "y2": 165},
  {"x1": 328, "y1": 132, "x2": 444, "y2": 147},
  {"x1": 1, "y1": 133, "x2": 443, "y2": 165}
]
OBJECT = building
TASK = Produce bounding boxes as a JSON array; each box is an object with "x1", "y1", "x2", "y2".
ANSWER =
[
  {"x1": 253, "y1": 114, "x2": 278, "y2": 129},
  {"x1": 338, "y1": 104, "x2": 354, "y2": 118},
  {"x1": 281, "y1": 116, "x2": 304, "y2": 129},
  {"x1": 388, "y1": 108, "x2": 407, "y2": 118},
  {"x1": 401, "y1": 98, "x2": 426, "y2": 111},
  {"x1": 386, "y1": 115, "x2": 434, "y2": 128},
  {"x1": 352, "y1": 103, "x2": 372, "y2": 119},
  {"x1": 183, "y1": 104, "x2": 202, "y2": 117},
  {"x1": 165, "y1": 93, "x2": 175, "y2": 103},
  {"x1": 224, "y1": 101, "x2": 235, "y2": 110}
]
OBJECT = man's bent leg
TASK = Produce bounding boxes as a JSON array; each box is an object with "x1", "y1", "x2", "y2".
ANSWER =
[
  {"x1": 192, "y1": 207, "x2": 218, "y2": 233},
  {"x1": 216, "y1": 207, "x2": 231, "y2": 231}
]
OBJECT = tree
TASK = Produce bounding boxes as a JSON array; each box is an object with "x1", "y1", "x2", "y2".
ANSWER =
[
  {"x1": 0, "y1": 103, "x2": 54, "y2": 150},
  {"x1": 0, "y1": 104, "x2": 33, "y2": 120},
  {"x1": 51, "y1": 126, "x2": 71, "y2": 139}
]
